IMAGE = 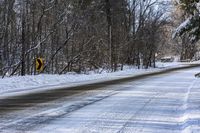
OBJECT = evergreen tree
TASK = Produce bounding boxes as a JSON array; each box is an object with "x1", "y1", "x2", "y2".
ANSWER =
[{"x1": 173, "y1": 0, "x2": 200, "y2": 43}]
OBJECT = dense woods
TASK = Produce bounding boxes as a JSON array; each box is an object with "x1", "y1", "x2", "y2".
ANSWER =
[{"x1": 0, "y1": 0, "x2": 174, "y2": 77}]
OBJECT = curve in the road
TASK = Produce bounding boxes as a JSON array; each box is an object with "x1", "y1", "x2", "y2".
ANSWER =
[{"x1": 0, "y1": 64, "x2": 199, "y2": 115}]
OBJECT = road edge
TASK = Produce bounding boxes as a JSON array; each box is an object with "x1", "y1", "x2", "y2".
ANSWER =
[{"x1": 1, "y1": 64, "x2": 200, "y2": 100}]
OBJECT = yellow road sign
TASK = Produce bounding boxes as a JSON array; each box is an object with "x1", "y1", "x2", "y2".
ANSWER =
[{"x1": 36, "y1": 58, "x2": 44, "y2": 72}]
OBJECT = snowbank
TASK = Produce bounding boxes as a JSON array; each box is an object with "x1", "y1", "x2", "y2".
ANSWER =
[{"x1": 0, "y1": 62, "x2": 198, "y2": 98}]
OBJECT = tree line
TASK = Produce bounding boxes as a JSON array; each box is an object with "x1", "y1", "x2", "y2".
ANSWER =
[{"x1": 0, "y1": 0, "x2": 170, "y2": 77}]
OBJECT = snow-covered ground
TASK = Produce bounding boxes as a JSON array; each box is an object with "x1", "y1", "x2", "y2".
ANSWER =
[
  {"x1": 0, "y1": 61, "x2": 198, "y2": 98},
  {"x1": 1, "y1": 66, "x2": 200, "y2": 133}
]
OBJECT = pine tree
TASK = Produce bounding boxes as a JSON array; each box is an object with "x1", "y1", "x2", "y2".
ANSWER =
[{"x1": 173, "y1": 0, "x2": 200, "y2": 43}]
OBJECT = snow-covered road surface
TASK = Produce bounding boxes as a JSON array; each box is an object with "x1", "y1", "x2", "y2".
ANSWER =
[{"x1": 1, "y1": 67, "x2": 200, "y2": 133}]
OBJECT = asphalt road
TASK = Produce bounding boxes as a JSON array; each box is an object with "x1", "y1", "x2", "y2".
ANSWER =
[{"x1": 1, "y1": 66, "x2": 200, "y2": 133}]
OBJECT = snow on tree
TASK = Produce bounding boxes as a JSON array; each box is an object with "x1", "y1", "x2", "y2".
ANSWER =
[{"x1": 173, "y1": 0, "x2": 200, "y2": 43}]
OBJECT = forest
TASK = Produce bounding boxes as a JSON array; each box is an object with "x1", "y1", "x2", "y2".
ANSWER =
[{"x1": 0, "y1": 0, "x2": 199, "y2": 77}]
